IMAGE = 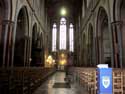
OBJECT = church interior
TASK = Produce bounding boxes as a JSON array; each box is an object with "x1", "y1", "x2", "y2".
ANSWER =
[{"x1": 0, "y1": 0, "x2": 125, "y2": 94}]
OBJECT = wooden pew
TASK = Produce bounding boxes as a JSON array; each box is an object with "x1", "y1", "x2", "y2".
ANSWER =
[
  {"x1": 27, "y1": 67, "x2": 55, "y2": 93},
  {"x1": 73, "y1": 67, "x2": 97, "y2": 94},
  {"x1": 13, "y1": 67, "x2": 30, "y2": 94},
  {"x1": 0, "y1": 68, "x2": 16, "y2": 94},
  {"x1": 0, "y1": 67, "x2": 55, "y2": 94},
  {"x1": 113, "y1": 69, "x2": 123, "y2": 94},
  {"x1": 122, "y1": 69, "x2": 125, "y2": 94}
]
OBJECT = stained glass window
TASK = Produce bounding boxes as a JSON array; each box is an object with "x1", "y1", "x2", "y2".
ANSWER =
[
  {"x1": 69, "y1": 23, "x2": 74, "y2": 52},
  {"x1": 59, "y1": 18, "x2": 67, "y2": 50},
  {"x1": 52, "y1": 23, "x2": 57, "y2": 51}
]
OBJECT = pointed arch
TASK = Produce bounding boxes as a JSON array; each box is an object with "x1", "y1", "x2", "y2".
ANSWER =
[
  {"x1": 52, "y1": 23, "x2": 57, "y2": 52},
  {"x1": 59, "y1": 17, "x2": 67, "y2": 50},
  {"x1": 14, "y1": 6, "x2": 29, "y2": 66},
  {"x1": 31, "y1": 23, "x2": 38, "y2": 66},
  {"x1": 88, "y1": 23, "x2": 94, "y2": 67},
  {"x1": 69, "y1": 23, "x2": 74, "y2": 52},
  {"x1": 97, "y1": 7, "x2": 112, "y2": 67}
]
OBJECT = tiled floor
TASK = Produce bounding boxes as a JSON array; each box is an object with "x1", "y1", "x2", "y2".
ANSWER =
[{"x1": 33, "y1": 72, "x2": 88, "y2": 94}]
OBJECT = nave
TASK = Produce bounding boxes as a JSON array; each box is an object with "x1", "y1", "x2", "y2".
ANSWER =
[
  {"x1": 33, "y1": 72, "x2": 87, "y2": 94},
  {"x1": 1, "y1": 0, "x2": 125, "y2": 94}
]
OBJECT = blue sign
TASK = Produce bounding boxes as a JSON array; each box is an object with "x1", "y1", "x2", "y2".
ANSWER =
[{"x1": 97, "y1": 68, "x2": 112, "y2": 94}]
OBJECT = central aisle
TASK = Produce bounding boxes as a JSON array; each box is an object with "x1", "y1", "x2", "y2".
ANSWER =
[{"x1": 33, "y1": 72, "x2": 88, "y2": 94}]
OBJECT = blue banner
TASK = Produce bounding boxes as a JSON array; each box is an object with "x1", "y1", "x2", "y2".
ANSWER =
[{"x1": 97, "y1": 68, "x2": 112, "y2": 94}]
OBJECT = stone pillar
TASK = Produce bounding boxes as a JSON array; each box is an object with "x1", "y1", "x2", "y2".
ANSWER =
[
  {"x1": 1, "y1": 20, "x2": 14, "y2": 68},
  {"x1": 28, "y1": 37, "x2": 32, "y2": 67},
  {"x1": 57, "y1": 21, "x2": 60, "y2": 51},
  {"x1": 111, "y1": 21, "x2": 123, "y2": 68},
  {"x1": 67, "y1": 21, "x2": 69, "y2": 51}
]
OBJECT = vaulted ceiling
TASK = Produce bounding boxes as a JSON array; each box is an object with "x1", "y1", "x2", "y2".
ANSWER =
[{"x1": 45, "y1": 0, "x2": 83, "y2": 21}]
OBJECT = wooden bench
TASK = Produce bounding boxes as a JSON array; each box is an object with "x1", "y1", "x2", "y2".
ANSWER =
[
  {"x1": 73, "y1": 67, "x2": 97, "y2": 94},
  {"x1": 28, "y1": 67, "x2": 55, "y2": 93},
  {"x1": 113, "y1": 69, "x2": 123, "y2": 94},
  {"x1": 13, "y1": 67, "x2": 30, "y2": 94},
  {"x1": 0, "y1": 67, "x2": 55, "y2": 94},
  {"x1": 122, "y1": 69, "x2": 125, "y2": 94},
  {"x1": 0, "y1": 68, "x2": 16, "y2": 94}
]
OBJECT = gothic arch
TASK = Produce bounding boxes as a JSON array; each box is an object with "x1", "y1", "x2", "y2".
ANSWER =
[
  {"x1": 87, "y1": 23, "x2": 94, "y2": 67},
  {"x1": 97, "y1": 7, "x2": 112, "y2": 67},
  {"x1": 32, "y1": 23, "x2": 37, "y2": 46},
  {"x1": 37, "y1": 31, "x2": 41, "y2": 48},
  {"x1": 31, "y1": 23, "x2": 38, "y2": 66},
  {"x1": 82, "y1": 32, "x2": 86, "y2": 66},
  {"x1": 39, "y1": 32, "x2": 44, "y2": 50},
  {"x1": 39, "y1": 32, "x2": 44, "y2": 66},
  {"x1": 14, "y1": 6, "x2": 29, "y2": 66}
]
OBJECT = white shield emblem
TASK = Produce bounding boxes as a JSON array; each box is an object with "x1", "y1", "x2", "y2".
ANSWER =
[{"x1": 102, "y1": 76, "x2": 110, "y2": 88}]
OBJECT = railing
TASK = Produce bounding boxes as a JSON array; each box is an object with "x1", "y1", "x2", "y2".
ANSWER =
[
  {"x1": 0, "y1": 67, "x2": 55, "y2": 94},
  {"x1": 69, "y1": 67, "x2": 125, "y2": 94}
]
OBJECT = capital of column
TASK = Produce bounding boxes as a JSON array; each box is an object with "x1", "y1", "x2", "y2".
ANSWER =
[
  {"x1": 111, "y1": 21, "x2": 123, "y2": 26},
  {"x1": 0, "y1": 20, "x2": 14, "y2": 26}
]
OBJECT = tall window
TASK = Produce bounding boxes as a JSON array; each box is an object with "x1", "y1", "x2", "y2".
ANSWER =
[
  {"x1": 52, "y1": 23, "x2": 57, "y2": 51},
  {"x1": 59, "y1": 18, "x2": 67, "y2": 50},
  {"x1": 69, "y1": 23, "x2": 74, "y2": 52}
]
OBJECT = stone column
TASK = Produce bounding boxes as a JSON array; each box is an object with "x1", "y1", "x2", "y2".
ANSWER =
[
  {"x1": 67, "y1": 21, "x2": 69, "y2": 51},
  {"x1": 111, "y1": 21, "x2": 123, "y2": 68},
  {"x1": 1, "y1": 20, "x2": 14, "y2": 67}
]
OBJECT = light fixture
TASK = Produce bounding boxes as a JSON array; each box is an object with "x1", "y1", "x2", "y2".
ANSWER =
[
  {"x1": 59, "y1": 59, "x2": 67, "y2": 65},
  {"x1": 61, "y1": 53, "x2": 65, "y2": 58},
  {"x1": 60, "y1": 7, "x2": 67, "y2": 16},
  {"x1": 46, "y1": 55, "x2": 53, "y2": 65}
]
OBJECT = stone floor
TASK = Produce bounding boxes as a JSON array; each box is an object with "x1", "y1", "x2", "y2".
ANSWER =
[{"x1": 33, "y1": 72, "x2": 88, "y2": 94}]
